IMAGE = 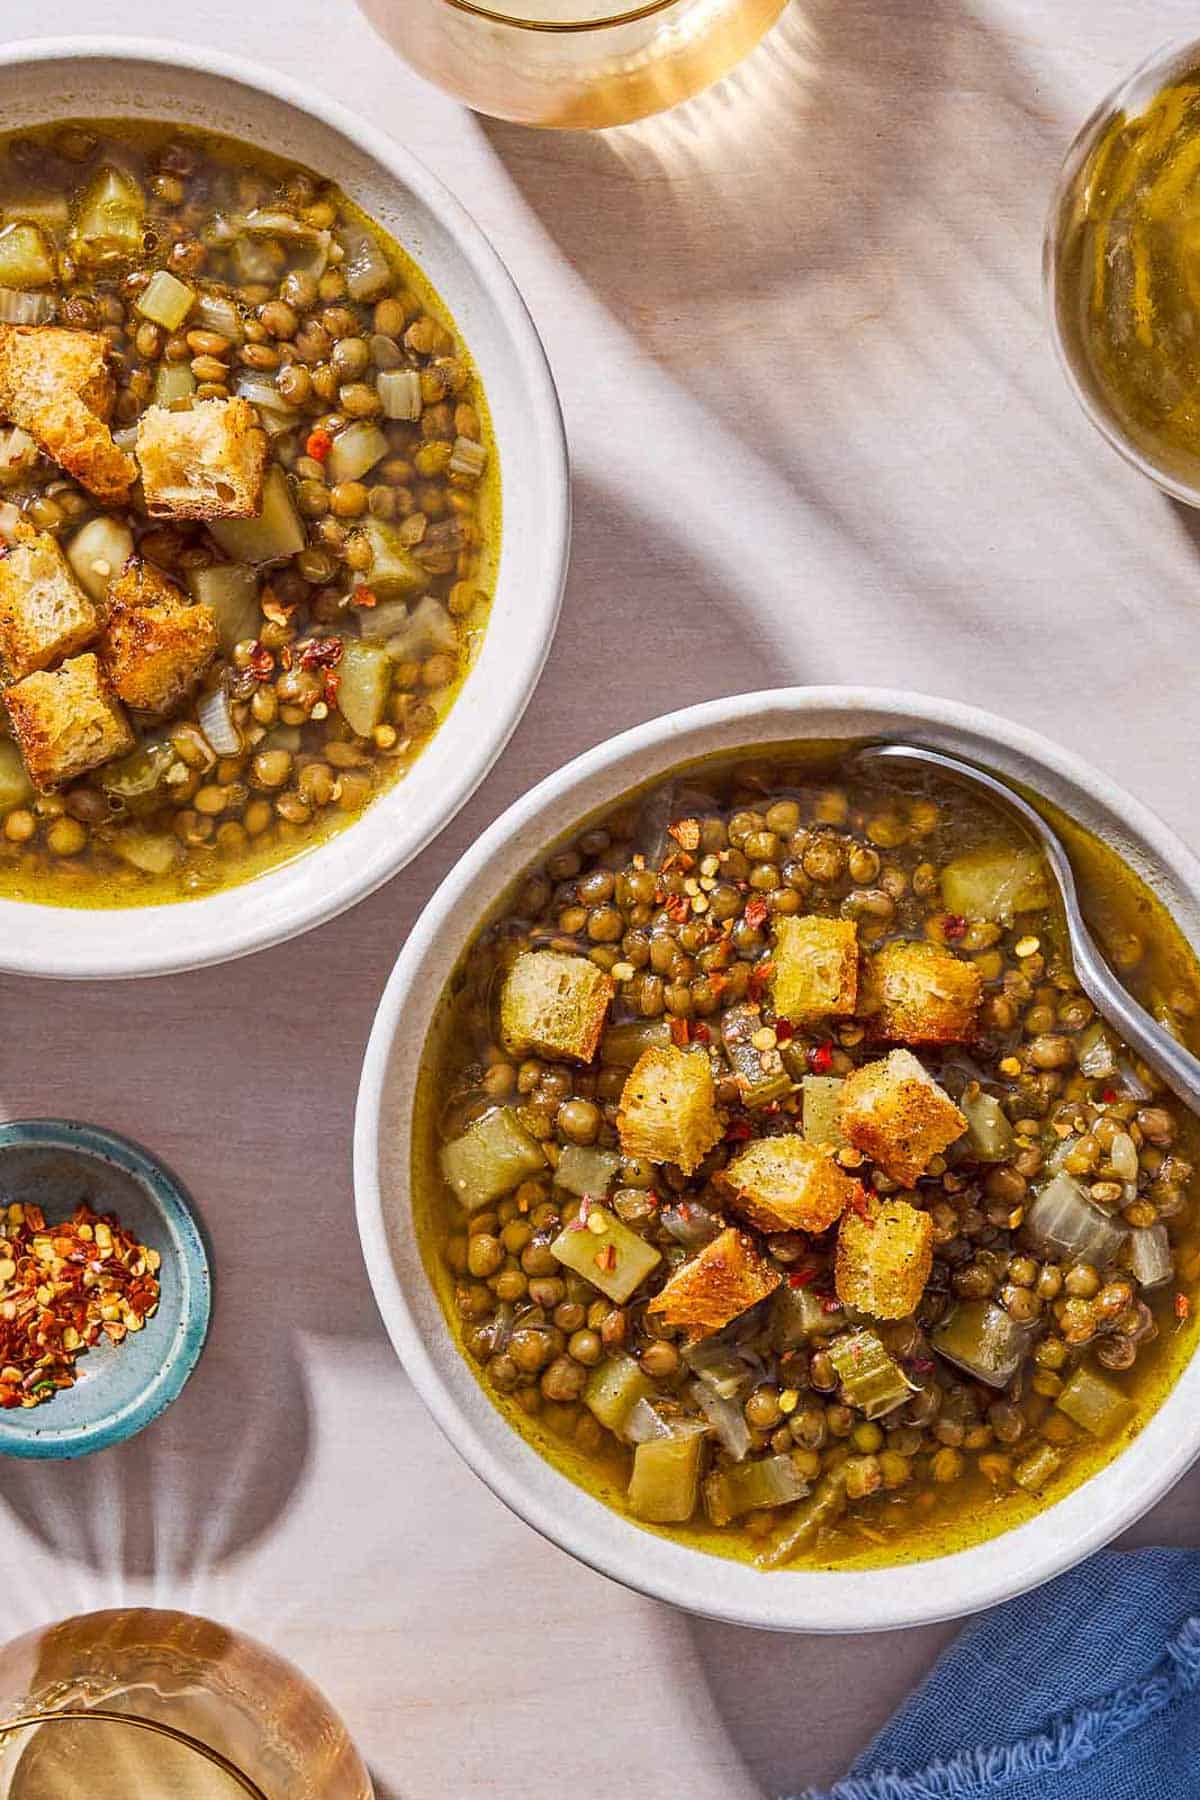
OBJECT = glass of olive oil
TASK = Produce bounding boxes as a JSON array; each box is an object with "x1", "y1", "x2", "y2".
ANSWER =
[
  {"x1": 357, "y1": 0, "x2": 790, "y2": 128},
  {"x1": 1047, "y1": 37, "x2": 1200, "y2": 503},
  {"x1": 0, "y1": 1610, "x2": 373, "y2": 1800}
]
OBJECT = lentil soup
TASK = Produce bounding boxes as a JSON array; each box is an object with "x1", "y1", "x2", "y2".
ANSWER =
[
  {"x1": 0, "y1": 120, "x2": 497, "y2": 905},
  {"x1": 415, "y1": 747, "x2": 1200, "y2": 1570}
]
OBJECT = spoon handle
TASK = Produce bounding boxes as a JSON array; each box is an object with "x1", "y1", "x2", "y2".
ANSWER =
[{"x1": 857, "y1": 743, "x2": 1200, "y2": 1115}]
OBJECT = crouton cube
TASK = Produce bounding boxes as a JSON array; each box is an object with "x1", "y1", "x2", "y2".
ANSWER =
[
  {"x1": 617, "y1": 1045, "x2": 723, "y2": 1175},
  {"x1": 0, "y1": 324, "x2": 136, "y2": 503},
  {"x1": 835, "y1": 1196, "x2": 934, "y2": 1319},
  {"x1": 718, "y1": 1134, "x2": 862, "y2": 1234},
  {"x1": 859, "y1": 939, "x2": 982, "y2": 1044},
  {"x1": 771, "y1": 915, "x2": 859, "y2": 1022},
  {"x1": 838, "y1": 1049, "x2": 966, "y2": 1185},
  {"x1": 99, "y1": 560, "x2": 218, "y2": 716},
  {"x1": 0, "y1": 532, "x2": 97, "y2": 679},
  {"x1": 136, "y1": 397, "x2": 268, "y2": 520},
  {"x1": 5, "y1": 651, "x2": 132, "y2": 788},
  {"x1": 648, "y1": 1226, "x2": 781, "y2": 1339},
  {"x1": 499, "y1": 949, "x2": 614, "y2": 1063}
]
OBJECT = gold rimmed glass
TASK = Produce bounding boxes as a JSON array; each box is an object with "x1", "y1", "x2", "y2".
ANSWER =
[{"x1": 358, "y1": 0, "x2": 791, "y2": 127}]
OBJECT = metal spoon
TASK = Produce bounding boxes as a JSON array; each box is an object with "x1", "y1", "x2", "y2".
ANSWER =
[{"x1": 854, "y1": 741, "x2": 1200, "y2": 1113}]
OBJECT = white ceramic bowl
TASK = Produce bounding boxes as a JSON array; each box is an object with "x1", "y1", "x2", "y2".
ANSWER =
[
  {"x1": 0, "y1": 39, "x2": 568, "y2": 980},
  {"x1": 356, "y1": 686, "x2": 1200, "y2": 1632}
]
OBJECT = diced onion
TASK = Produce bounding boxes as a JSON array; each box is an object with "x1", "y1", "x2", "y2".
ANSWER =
[
  {"x1": 1130, "y1": 1224, "x2": 1174, "y2": 1289},
  {"x1": 66, "y1": 516, "x2": 134, "y2": 602},
  {"x1": 327, "y1": 420, "x2": 387, "y2": 485},
  {"x1": 688, "y1": 1378, "x2": 751, "y2": 1461},
  {"x1": 449, "y1": 435, "x2": 488, "y2": 480},
  {"x1": 0, "y1": 287, "x2": 54, "y2": 325},
  {"x1": 661, "y1": 1203, "x2": 722, "y2": 1249},
  {"x1": 624, "y1": 1399, "x2": 673, "y2": 1445},
  {"x1": 376, "y1": 369, "x2": 422, "y2": 421},
  {"x1": 1026, "y1": 1171, "x2": 1127, "y2": 1266},
  {"x1": 340, "y1": 223, "x2": 392, "y2": 300},
  {"x1": 0, "y1": 425, "x2": 38, "y2": 484},
  {"x1": 196, "y1": 688, "x2": 241, "y2": 757},
  {"x1": 193, "y1": 292, "x2": 243, "y2": 342},
  {"x1": 384, "y1": 595, "x2": 458, "y2": 661}
]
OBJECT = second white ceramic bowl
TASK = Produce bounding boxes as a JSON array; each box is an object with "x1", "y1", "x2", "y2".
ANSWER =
[
  {"x1": 0, "y1": 40, "x2": 569, "y2": 979},
  {"x1": 356, "y1": 686, "x2": 1200, "y2": 1632}
]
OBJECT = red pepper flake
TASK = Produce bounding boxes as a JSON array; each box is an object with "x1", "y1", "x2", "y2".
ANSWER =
[
  {"x1": 848, "y1": 1187, "x2": 873, "y2": 1221},
  {"x1": 724, "y1": 1116, "x2": 753, "y2": 1142},
  {"x1": 567, "y1": 1196, "x2": 592, "y2": 1233},
  {"x1": 298, "y1": 636, "x2": 346, "y2": 671},
  {"x1": 669, "y1": 1017, "x2": 691, "y2": 1047},
  {"x1": 1176, "y1": 1292, "x2": 1191, "y2": 1323},
  {"x1": 279, "y1": 645, "x2": 293, "y2": 672},
  {"x1": 774, "y1": 1018, "x2": 795, "y2": 1042},
  {"x1": 692, "y1": 1021, "x2": 711, "y2": 1044},
  {"x1": 748, "y1": 959, "x2": 775, "y2": 1003},
  {"x1": 943, "y1": 914, "x2": 968, "y2": 941},
  {"x1": 353, "y1": 586, "x2": 378, "y2": 609},
  {"x1": 667, "y1": 818, "x2": 701, "y2": 852},
  {"x1": 305, "y1": 428, "x2": 333, "y2": 462},
  {"x1": 788, "y1": 1267, "x2": 817, "y2": 1289},
  {"x1": 744, "y1": 896, "x2": 769, "y2": 930},
  {"x1": 247, "y1": 641, "x2": 275, "y2": 682},
  {"x1": 260, "y1": 587, "x2": 295, "y2": 629},
  {"x1": 322, "y1": 668, "x2": 341, "y2": 707},
  {"x1": 665, "y1": 895, "x2": 691, "y2": 925},
  {"x1": 808, "y1": 1040, "x2": 835, "y2": 1075},
  {"x1": 1101, "y1": 1087, "x2": 1119, "y2": 1103},
  {"x1": 908, "y1": 1356, "x2": 935, "y2": 1374},
  {"x1": 820, "y1": 1297, "x2": 842, "y2": 1314},
  {"x1": 596, "y1": 1243, "x2": 617, "y2": 1274}
]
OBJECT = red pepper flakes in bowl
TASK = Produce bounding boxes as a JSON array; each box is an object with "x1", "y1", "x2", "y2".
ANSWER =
[{"x1": 0, "y1": 1200, "x2": 161, "y2": 1410}]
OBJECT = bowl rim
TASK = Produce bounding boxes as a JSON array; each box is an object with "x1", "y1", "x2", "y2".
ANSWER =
[
  {"x1": 355, "y1": 684, "x2": 1200, "y2": 1631},
  {"x1": 0, "y1": 1118, "x2": 211, "y2": 1459},
  {"x1": 0, "y1": 37, "x2": 570, "y2": 980}
]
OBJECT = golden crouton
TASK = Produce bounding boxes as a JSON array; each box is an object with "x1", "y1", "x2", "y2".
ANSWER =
[
  {"x1": 835, "y1": 1196, "x2": 934, "y2": 1319},
  {"x1": 99, "y1": 560, "x2": 218, "y2": 716},
  {"x1": 719, "y1": 1134, "x2": 862, "y2": 1234},
  {"x1": 5, "y1": 651, "x2": 132, "y2": 789},
  {"x1": 648, "y1": 1226, "x2": 781, "y2": 1339},
  {"x1": 0, "y1": 325, "x2": 136, "y2": 504},
  {"x1": 136, "y1": 397, "x2": 268, "y2": 520},
  {"x1": 859, "y1": 939, "x2": 982, "y2": 1044},
  {"x1": 617, "y1": 1045, "x2": 723, "y2": 1175},
  {"x1": 838, "y1": 1049, "x2": 966, "y2": 1185},
  {"x1": 771, "y1": 915, "x2": 859, "y2": 1022},
  {"x1": 499, "y1": 949, "x2": 614, "y2": 1063},
  {"x1": 0, "y1": 532, "x2": 97, "y2": 679}
]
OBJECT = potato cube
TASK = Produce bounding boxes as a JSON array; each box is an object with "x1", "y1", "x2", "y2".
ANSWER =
[
  {"x1": 0, "y1": 324, "x2": 136, "y2": 503},
  {"x1": 719, "y1": 1134, "x2": 862, "y2": 1234},
  {"x1": 835, "y1": 1196, "x2": 934, "y2": 1319},
  {"x1": 499, "y1": 949, "x2": 614, "y2": 1063},
  {"x1": 99, "y1": 560, "x2": 218, "y2": 716},
  {"x1": 770, "y1": 915, "x2": 858, "y2": 1022},
  {"x1": 136, "y1": 397, "x2": 268, "y2": 520},
  {"x1": 5, "y1": 651, "x2": 132, "y2": 789},
  {"x1": 617, "y1": 1045, "x2": 723, "y2": 1176},
  {"x1": 0, "y1": 532, "x2": 97, "y2": 679},
  {"x1": 551, "y1": 1204, "x2": 661, "y2": 1304},
  {"x1": 439, "y1": 1106, "x2": 545, "y2": 1212},
  {"x1": 648, "y1": 1227, "x2": 781, "y2": 1339},
  {"x1": 628, "y1": 1428, "x2": 706, "y2": 1523},
  {"x1": 838, "y1": 1049, "x2": 966, "y2": 1185},
  {"x1": 940, "y1": 845, "x2": 1052, "y2": 925},
  {"x1": 859, "y1": 939, "x2": 982, "y2": 1044}
]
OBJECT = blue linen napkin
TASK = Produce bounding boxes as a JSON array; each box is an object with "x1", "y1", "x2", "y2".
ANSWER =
[{"x1": 795, "y1": 1548, "x2": 1200, "y2": 1800}]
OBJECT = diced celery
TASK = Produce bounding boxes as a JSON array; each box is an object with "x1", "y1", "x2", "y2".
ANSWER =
[
  {"x1": 933, "y1": 1300, "x2": 1034, "y2": 1388},
  {"x1": 940, "y1": 845, "x2": 1052, "y2": 924},
  {"x1": 828, "y1": 1328, "x2": 915, "y2": 1418},
  {"x1": 0, "y1": 222, "x2": 56, "y2": 289},
  {"x1": 450, "y1": 435, "x2": 487, "y2": 481},
  {"x1": 600, "y1": 1019, "x2": 673, "y2": 1066},
  {"x1": 383, "y1": 594, "x2": 458, "y2": 661},
  {"x1": 66, "y1": 516, "x2": 134, "y2": 602},
  {"x1": 722, "y1": 1003, "x2": 793, "y2": 1108},
  {"x1": 554, "y1": 1144, "x2": 619, "y2": 1198},
  {"x1": 377, "y1": 368, "x2": 422, "y2": 421},
  {"x1": 960, "y1": 1090, "x2": 1015, "y2": 1163},
  {"x1": 757, "y1": 1468, "x2": 848, "y2": 1569},
  {"x1": 0, "y1": 289, "x2": 54, "y2": 326},
  {"x1": 99, "y1": 738, "x2": 178, "y2": 811},
  {"x1": 704, "y1": 1453, "x2": 807, "y2": 1526},
  {"x1": 1013, "y1": 1443, "x2": 1065, "y2": 1492},
  {"x1": 1027, "y1": 1172, "x2": 1127, "y2": 1266},
  {"x1": 185, "y1": 563, "x2": 261, "y2": 652},
  {"x1": 328, "y1": 420, "x2": 387, "y2": 485},
  {"x1": 1130, "y1": 1224, "x2": 1173, "y2": 1288},
  {"x1": 209, "y1": 467, "x2": 305, "y2": 566},
  {"x1": 360, "y1": 517, "x2": 427, "y2": 598},
  {"x1": 802, "y1": 1074, "x2": 846, "y2": 1148},
  {"x1": 336, "y1": 639, "x2": 392, "y2": 737},
  {"x1": 0, "y1": 425, "x2": 38, "y2": 486},
  {"x1": 153, "y1": 362, "x2": 197, "y2": 408},
  {"x1": 110, "y1": 828, "x2": 183, "y2": 877},
  {"x1": 769, "y1": 1283, "x2": 842, "y2": 1350},
  {"x1": 550, "y1": 1204, "x2": 661, "y2": 1304},
  {"x1": 627, "y1": 1426, "x2": 706, "y2": 1523},
  {"x1": 1055, "y1": 1363, "x2": 1134, "y2": 1439},
  {"x1": 1077, "y1": 1019, "x2": 1119, "y2": 1080},
  {"x1": 439, "y1": 1107, "x2": 545, "y2": 1212},
  {"x1": 583, "y1": 1351, "x2": 653, "y2": 1436},
  {"x1": 72, "y1": 166, "x2": 145, "y2": 266},
  {"x1": 136, "y1": 269, "x2": 195, "y2": 331},
  {"x1": 0, "y1": 740, "x2": 33, "y2": 812}
]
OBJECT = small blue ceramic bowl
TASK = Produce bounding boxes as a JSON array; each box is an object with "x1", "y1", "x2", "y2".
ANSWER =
[{"x1": 0, "y1": 1121, "x2": 211, "y2": 1458}]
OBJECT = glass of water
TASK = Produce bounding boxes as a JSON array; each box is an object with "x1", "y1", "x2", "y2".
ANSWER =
[{"x1": 359, "y1": 0, "x2": 791, "y2": 128}]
